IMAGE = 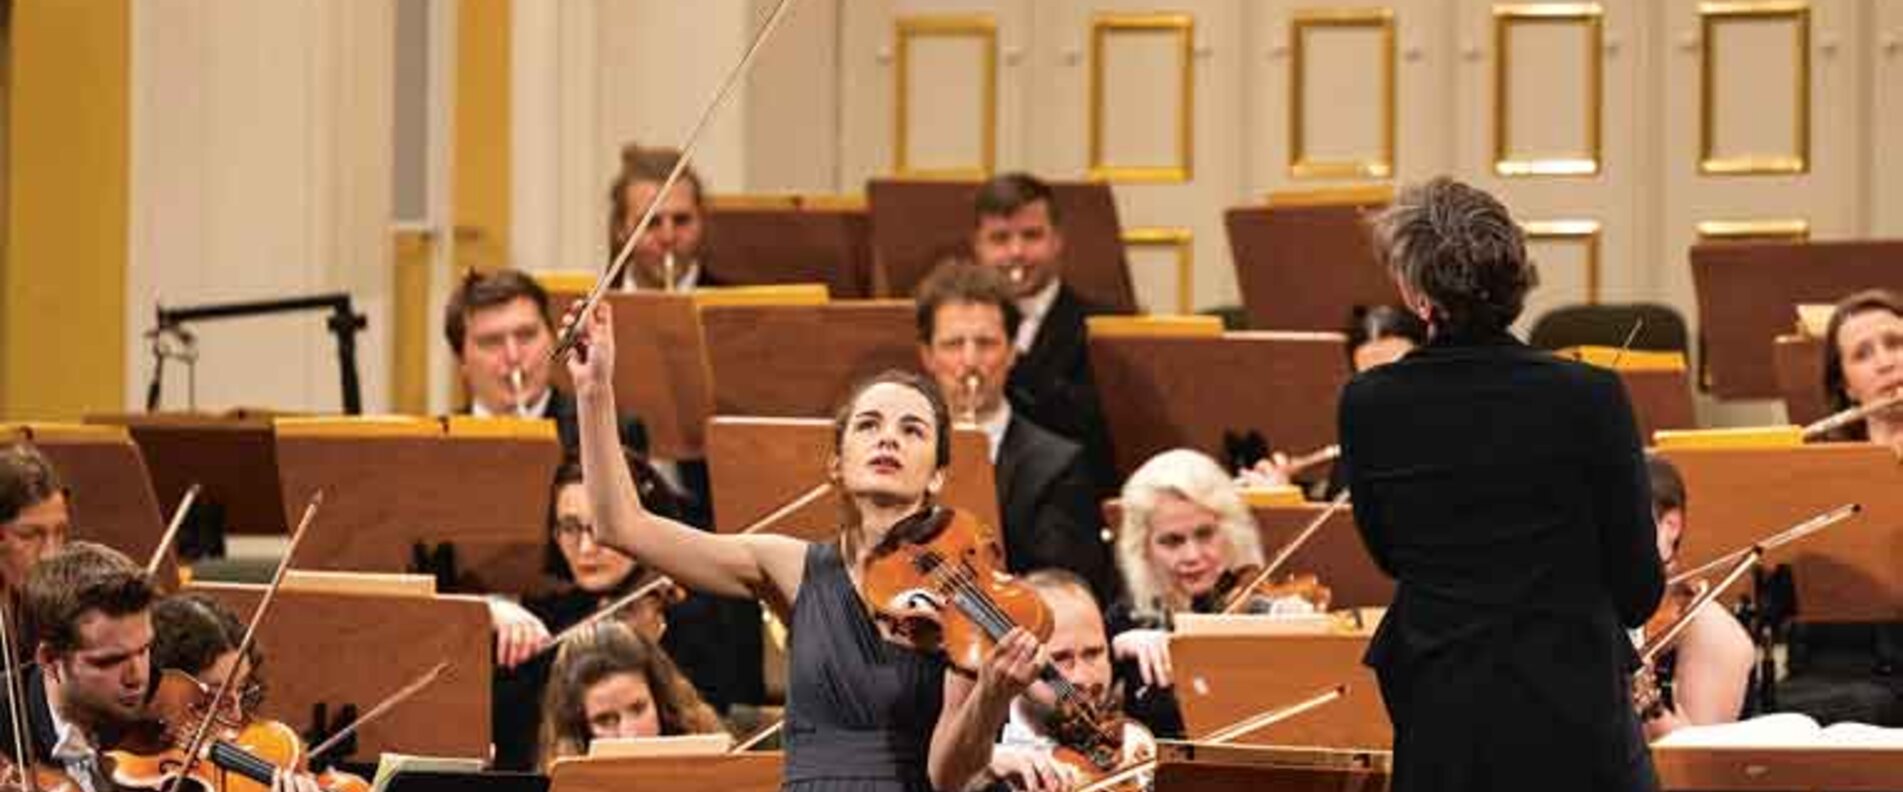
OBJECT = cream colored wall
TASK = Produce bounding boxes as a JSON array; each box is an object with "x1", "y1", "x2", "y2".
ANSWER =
[{"x1": 127, "y1": 0, "x2": 395, "y2": 415}]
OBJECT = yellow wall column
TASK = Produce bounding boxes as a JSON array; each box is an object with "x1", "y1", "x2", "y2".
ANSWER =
[
  {"x1": 454, "y1": 0, "x2": 510, "y2": 274},
  {"x1": 3, "y1": 1, "x2": 130, "y2": 420}
]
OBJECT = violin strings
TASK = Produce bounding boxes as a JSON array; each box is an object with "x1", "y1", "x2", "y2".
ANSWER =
[{"x1": 917, "y1": 551, "x2": 1101, "y2": 718}]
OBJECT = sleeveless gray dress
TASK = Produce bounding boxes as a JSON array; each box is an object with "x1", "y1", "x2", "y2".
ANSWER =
[{"x1": 783, "y1": 542, "x2": 947, "y2": 792}]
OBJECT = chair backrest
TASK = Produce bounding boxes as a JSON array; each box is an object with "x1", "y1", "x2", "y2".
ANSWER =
[{"x1": 1528, "y1": 303, "x2": 1690, "y2": 353}]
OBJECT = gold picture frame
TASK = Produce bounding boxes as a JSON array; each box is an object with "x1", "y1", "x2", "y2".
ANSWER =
[
  {"x1": 1122, "y1": 227, "x2": 1195, "y2": 314},
  {"x1": 1522, "y1": 219, "x2": 1603, "y2": 302},
  {"x1": 1698, "y1": 1, "x2": 1810, "y2": 175},
  {"x1": 894, "y1": 14, "x2": 999, "y2": 179},
  {"x1": 1289, "y1": 8, "x2": 1397, "y2": 180},
  {"x1": 1493, "y1": 4, "x2": 1604, "y2": 177},
  {"x1": 1089, "y1": 13, "x2": 1196, "y2": 183},
  {"x1": 1695, "y1": 218, "x2": 1811, "y2": 240}
]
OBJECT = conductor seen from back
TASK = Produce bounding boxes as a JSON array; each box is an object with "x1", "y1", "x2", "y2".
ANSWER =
[{"x1": 1337, "y1": 178, "x2": 1665, "y2": 792}]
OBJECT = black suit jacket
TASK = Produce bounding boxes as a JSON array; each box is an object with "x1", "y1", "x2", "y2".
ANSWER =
[
  {"x1": 1007, "y1": 286, "x2": 1117, "y2": 495},
  {"x1": 1338, "y1": 330, "x2": 1664, "y2": 792},
  {"x1": 0, "y1": 672, "x2": 58, "y2": 768},
  {"x1": 995, "y1": 415, "x2": 1117, "y2": 606}
]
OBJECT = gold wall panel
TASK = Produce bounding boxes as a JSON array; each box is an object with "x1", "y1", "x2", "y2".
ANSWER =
[
  {"x1": 1695, "y1": 218, "x2": 1811, "y2": 240},
  {"x1": 1289, "y1": 8, "x2": 1397, "y2": 180},
  {"x1": 1699, "y1": 1, "x2": 1810, "y2": 175},
  {"x1": 1122, "y1": 228, "x2": 1195, "y2": 314},
  {"x1": 1523, "y1": 219, "x2": 1603, "y2": 303},
  {"x1": 894, "y1": 14, "x2": 998, "y2": 179},
  {"x1": 1493, "y1": 4, "x2": 1603, "y2": 177},
  {"x1": 1089, "y1": 13, "x2": 1196, "y2": 183}
]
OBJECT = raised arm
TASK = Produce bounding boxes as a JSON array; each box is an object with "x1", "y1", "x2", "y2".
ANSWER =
[{"x1": 565, "y1": 301, "x2": 805, "y2": 605}]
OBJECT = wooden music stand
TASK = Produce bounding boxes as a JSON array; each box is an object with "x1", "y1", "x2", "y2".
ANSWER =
[
  {"x1": 87, "y1": 411, "x2": 290, "y2": 535},
  {"x1": 188, "y1": 581, "x2": 492, "y2": 760},
  {"x1": 699, "y1": 301, "x2": 919, "y2": 418},
  {"x1": 1652, "y1": 745, "x2": 1903, "y2": 791},
  {"x1": 1689, "y1": 239, "x2": 1903, "y2": 400},
  {"x1": 1773, "y1": 335, "x2": 1829, "y2": 426},
  {"x1": 1153, "y1": 742, "x2": 1392, "y2": 792},
  {"x1": 1088, "y1": 330, "x2": 1350, "y2": 477},
  {"x1": 273, "y1": 417, "x2": 563, "y2": 594},
  {"x1": 1253, "y1": 504, "x2": 1393, "y2": 610},
  {"x1": 705, "y1": 202, "x2": 873, "y2": 298},
  {"x1": 1653, "y1": 443, "x2": 1902, "y2": 622},
  {"x1": 703, "y1": 417, "x2": 1000, "y2": 540},
  {"x1": 865, "y1": 178, "x2": 1136, "y2": 312},
  {"x1": 1172, "y1": 630, "x2": 1390, "y2": 749},
  {"x1": 1225, "y1": 200, "x2": 1396, "y2": 332},
  {"x1": 2, "y1": 423, "x2": 180, "y2": 587},
  {"x1": 547, "y1": 754, "x2": 782, "y2": 792}
]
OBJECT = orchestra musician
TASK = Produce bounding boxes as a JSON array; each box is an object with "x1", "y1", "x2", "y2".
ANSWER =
[
  {"x1": 536, "y1": 620, "x2": 725, "y2": 770},
  {"x1": 1245, "y1": 305, "x2": 1426, "y2": 493},
  {"x1": 1, "y1": 445, "x2": 70, "y2": 621},
  {"x1": 981, "y1": 570, "x2": 1156, "y2": 792},
  {"x1": 0, "y1": 543, "x2": 163, "y2": 792},
  {"x1": 490, "y1": 453, "x2": 760, "y2": 771},
  {"x1": 566, "y1": 297, "x2": 1041, "y2": 792},
  {"x1": 968, "y1": 173, "x2": 1115, "y2": 495},
  {"x1": 1105, "y1": 449, "x2": 1275, "y2": 735},
  {"x1": 1639, "y1": 455, "x2": 1755, "y2": 740},
  {"x1": 1338, "y1": 178, "x2": 1664, "y2": 792},
  {"x1": 913, "y1": 261, "x2": 1117, "y2": 604},
  {"x1": 605, "y1": 143, "x2": 721, "y2": 293},
  {"x1": 1818, "y1": 288, "x2": 1903, "y2": 448}
]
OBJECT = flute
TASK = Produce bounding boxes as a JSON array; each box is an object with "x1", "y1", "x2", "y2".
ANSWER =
[{"x1": 1801, "y1": 390, "x2": 1903, "y2": 440}]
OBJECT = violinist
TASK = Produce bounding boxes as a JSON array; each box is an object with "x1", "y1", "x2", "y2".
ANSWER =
[
  {"x1": 1817, "y1": 288, "x2": 1903, "y2": 448},
  {"x1": 1639, "y1": 455, "x2": 1754, "y2": 740},
  {"x1": 133, "y1": 593, "x2": 330, "y2": 792},
  {"x1": 605, "y1": 143, "x2": 721, "y2": 293},
  {"x1": 1339, "y1": 178, "x2": 1663, "y2": 792},
  {"x1": 535, "y1": 621, "x2": 725, "y2": 770},
  {"x1": 914, "y1": 261, "x2": 1116, "y2": 604},
  {"x1": 981, "y1": 570, "x2": 1156, "y2": 792},
  {"x1": 491, "y1": 452, "x2": 757, "y2": 771},
  {"x1": 568, "y1": 296, "x2": 1040, "y2": 792},
  {"x1": 1, "y1": 445, "x2": 71, "y2": 629},
  {"x1": 0, "y1": 542, "x2": 155, "y2": 792},
  {"x1": 1107, "y1": 449, "x2": 1267, "y2": 692}
]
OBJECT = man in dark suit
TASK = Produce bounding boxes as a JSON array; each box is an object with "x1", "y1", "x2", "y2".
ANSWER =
[
  {"x1": 914, "y1": 261, "x2": 1117, "y2": 604},
  {"x1": 444, "y1": 269, "x2": 762, "y2": 716},
  {"x1": 1, "y1": 542, "x2": 158, "y2": 792},
  {"x1": 969, "y1": 173, "x2": 1116, "y2": 494},
  {"x1": 606, "y1": 143, "x2": 726, "y2": 293}
]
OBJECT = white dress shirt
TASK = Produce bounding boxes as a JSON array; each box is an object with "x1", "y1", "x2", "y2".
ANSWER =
[{"x1": 1014, "y1": 280, "x2": 1062, "y2": 354}]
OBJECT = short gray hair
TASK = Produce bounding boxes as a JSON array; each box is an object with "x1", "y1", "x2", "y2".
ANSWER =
[
  {"x1": 1116, "y1": 449, "x2": 1263, "y2": 616},
  {"x1": 1369, "y1": 177, "x2": 1535, "y2": 336}
]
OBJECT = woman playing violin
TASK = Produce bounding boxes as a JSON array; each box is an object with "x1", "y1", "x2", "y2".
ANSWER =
[
  {"x1": 566, "y1": 301, "x2": 1040, "y2": 792},
  {"x1": 1819, "y1": 289, "x2": 1903, "y2": 448},
  {"x1": 536, "y1": 621, "x2": 724, "y2": 770},
  {"x1": 1107, "y1": 450, "x2": 1268, "y2": 691},
  {"x1": 1639, "y1": 456, "x2": 1755, "y2": 740}
]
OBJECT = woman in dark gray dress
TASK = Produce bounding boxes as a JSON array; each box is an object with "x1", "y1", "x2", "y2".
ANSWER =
[
  {"x1": 1338, "y1": 178, "x2": 1665, "y2": 792},
  {"x1": 565, "y1": 301, "x2": 1040, "y2": 792}
]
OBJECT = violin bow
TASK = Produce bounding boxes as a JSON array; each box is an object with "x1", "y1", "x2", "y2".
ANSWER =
[
  {"x1": 1667, "y1": 503, "x2": 1859, "y2": 586},
  {"x1": 1219, "y1": 490, "x2": 1351, "y2": 615},
  {"x1": 1073, "y1": 684, "x2": 1349, "y2": 792},
  {"x1": 526, "y1": 480, "x2": 834, "y2": 661},
  {"x1": 146, "y1": 483, "x2": 203, "y2": 579},
  {"x1": 549, "y1": 0, "x2": 799, "y2": 361},
  {"x1": 729, "y1": 717, "x2": 784, "y2": 753},
  {"x1": 1640, "y1": 555, "x2": 1753, "y2": 665},
  {"x1": 0, "y1": 605, "x2": 37, "y2": 792},
  {"x1": 164, "y1": 491, "x2": 325, "y2": 792},
  {"x1": 306, "y1": 661, "x2": 450, "y2": 761}
]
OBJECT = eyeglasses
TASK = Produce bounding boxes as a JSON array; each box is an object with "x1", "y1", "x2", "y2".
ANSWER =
[{"x1": 552, "y1": 517, "x2": 597, "y2": 543}]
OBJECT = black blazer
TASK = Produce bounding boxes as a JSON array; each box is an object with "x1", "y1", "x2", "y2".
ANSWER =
[
  {"x1": 1006, "y1": 286, "x2": 1117, "y2": 494},
  {"x1": 1338, "y1": 330, "x2": 1664, "y2": 792},
  {"x1": 996, "y1": 415, "x2": 1117, "y2": 606},
  {"x1": 0, "y1": 672, "x2": 58, "y2": 768}
]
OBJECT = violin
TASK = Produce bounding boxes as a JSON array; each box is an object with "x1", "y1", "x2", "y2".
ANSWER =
[
  {"x1": 109, "y1": 670, "x2": 369, "y2": 792},
  {"x1": 858, "y1": 507, "x2": 1128, "y2": 776},
  {"x1": 1632, "y1": 579, "x2": 1707, "y2": 720},
  {"x1": 1044, "y1": 698, "x2": 1156, "y2": 792},
  {"x1": 1213, "y1": 567, "x2": 1332, "y2": 616},
  {"x1": 0, "y1": 756, "x2": 85, "y2": 792}
]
